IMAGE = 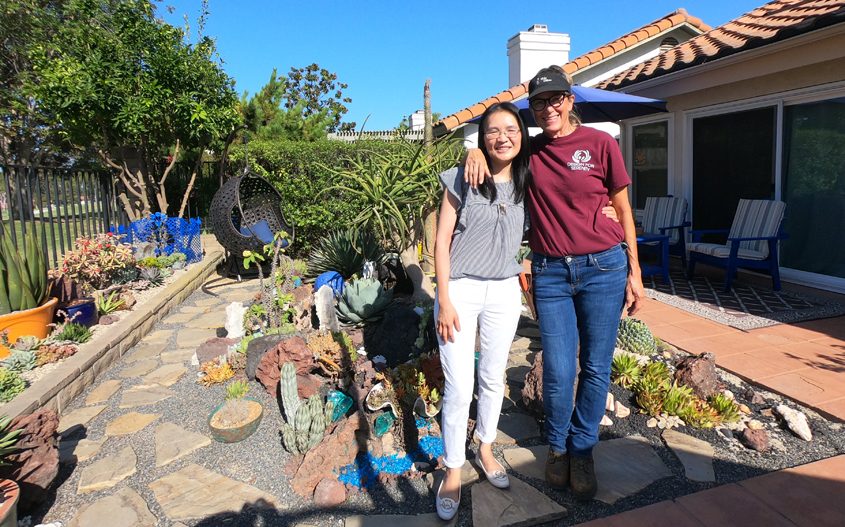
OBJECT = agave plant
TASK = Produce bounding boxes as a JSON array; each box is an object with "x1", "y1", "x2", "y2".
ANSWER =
[
  {"x1": 611, "y1": 353, "x2": 641, "y2": 389},
  {"x1": 0, "y1": 415, "x2": 22, "y2": 465},
  {"x1": 307, "y1": 228, "x2": 386, "y2": 279},
  {"x1": 336, "y1": 278, "x2": 393, "y2": 326},
  {"x1": 0, "y1": 223, "x2": 48, "y2": 315},
  {"x1": 139, "y1": 267, "x2": 164, "y2": 286}
]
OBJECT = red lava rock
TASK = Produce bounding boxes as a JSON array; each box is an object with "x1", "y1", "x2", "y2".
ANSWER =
[
  {"x1": 295, "y1": 373, "x2": 323, "y2": 399},
  {"x1": 521, "y1": 353, "x2": 544, "y2": 415},
  {"x1": 291, "y1": 284, "x2": 316, "y2": 332},
  {"x1": 119, "y1": 290, "x2": 137, "y2": 310},
  {"x1": 313, "y1": 477, "x2": 347, "y2": 507},
  {"x1": 741, "y1": 427, "x2": 770, "y2": 452},
  {"x1": 196, "y1": 337, "x2": 238, "y2": 364},
  {"x1": 0, "y1": 409, "x2": 59, "y2": 513},
  {"x1": 255, "y1": 336, "x2": 315, "y2": 398},
  {"x1": 291, "y1": 414, "x2": 364, "y2": 498},
  {"x1": 674, "y1": 352, "x2": 720, "y2": 400},
  {"x1": 97, "y1": 314, "x2": 119, "y2": 325},
  {"x1": 346, "y1": 328, "x2": 364, "y2": 349}
]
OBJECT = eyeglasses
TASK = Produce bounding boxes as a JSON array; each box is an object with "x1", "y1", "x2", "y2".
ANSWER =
[
  {"x1": 529, "y1": 93, "x2": 570, "y2": 111},
  {"x1": 483, "y1": 127, "x2": 520, "y2": 139}
]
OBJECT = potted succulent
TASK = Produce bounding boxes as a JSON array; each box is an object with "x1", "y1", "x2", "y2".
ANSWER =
[
  {"x1": 0, "y1": 225, "x2": 57, "y2": 358},
  {"x1": 0, "y1": 415, "x2": 22, "y2": 527},
  {"x1": 208, "y1": 380, "x2": 263, "y2": 443},
  {"x1": 49, "y1": 274, "x2": 96, "y2": 328}
]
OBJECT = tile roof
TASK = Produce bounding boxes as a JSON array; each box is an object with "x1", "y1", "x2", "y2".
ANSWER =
[
  {"x1": 598, "y1": 0, "x2": 845, "y2": 90},
  {"x1": 434, "y1": 9, "x2": 710, "y2": 135}
]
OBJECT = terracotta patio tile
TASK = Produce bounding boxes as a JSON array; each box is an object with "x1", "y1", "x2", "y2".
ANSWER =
[
  {"x1": 743, "y1": 347, "x2": 825, "y2": 380},
  {"x1": 796, "y1": 316, "x2": 845, "y2": 341},
  {"x1": 815, "y1": 397, "x2": 845, "y2": 422},
  {"x1": 675, "y1": 483, "x2": 796, "y2": 526},
  {"x1": 773, "y1": 341, "x2": 845, "y2": 373},
  {"x1": 756, "y1": 371, "x2": 845, "y2": 406},
  {"x1": 674, "y1": 332, "x2": 766, "y2": 359},
  {"x1": 751, "y1": 323, "x2": 822, "y2": 344},
  {"x1": 785, "y1": 454, "x2": 845, "y2": 480},
  {"x1": 740, "y1": 456, "x2": 845, "y2": 527},
  {"x1": 652, "y1": 319, "x2": 733, "y2": 344},
  {"x1": 716, "y1": 353, "x2": 798, "y2": 382},
  {"x1": 603, "y1": 500, "x2": 705, "y2": 527}
]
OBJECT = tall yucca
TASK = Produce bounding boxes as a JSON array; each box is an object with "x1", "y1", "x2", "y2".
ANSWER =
[{"x1": 0, "y1": 223, "x2": 48, "y2": 315}]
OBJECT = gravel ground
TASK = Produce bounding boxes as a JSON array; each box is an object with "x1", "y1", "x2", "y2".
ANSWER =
[{"x1": 28, "y1": 277, "x2": 845, "y2": 527}]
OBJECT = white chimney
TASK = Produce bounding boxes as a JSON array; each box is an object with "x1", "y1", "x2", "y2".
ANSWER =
[
  {"x1": 507, "y1": 24, "x2": 570, "y2": 86},
  {"x1": 408, "y1": 110, "x2": 425, "y2": 131}
]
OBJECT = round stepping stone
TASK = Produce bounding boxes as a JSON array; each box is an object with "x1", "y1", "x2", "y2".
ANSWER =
[
  {"x1": 58, "y1": 405, "x2": 107, "y2": 436},
  {"x1": 105, "y1": 412, "x2": 160, "y2": 436},
  {"x1": 59, "y1": 437, "x2": 107, "y2": 464},
  {"x1": 142, "y1": 364, "x2": 187, "y2": 387},
  {"x1": 471, "y1": 475, "x2": 567, "y2": 526},
  {"x1": 118, "y1": 360, "x2": 158, "y2": 378},
  {"x1": 118, "y1": 385, "x2": 175, "y2": 409},
  {"x1": 154, "y1": 423, "x2": 212, "y2": 467},
  {"x1": 85, "y1": 380, "x2": 122, "y2": 405},
  {"x1": 77, "y1": 446, "x2": 137, "y2": 493},
  {"x1": 149, "y1": 464, "x2": 280, "y2": 521},
  {"x1": 68, "y1": 487, "x2": 155, "y2": 527}
]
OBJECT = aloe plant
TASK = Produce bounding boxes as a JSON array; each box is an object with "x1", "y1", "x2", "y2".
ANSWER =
[
  {"x1": 336, "y1": 277, "x2": 393, "y2": 326},
  {"x1": 307, "y1": 228, "x2": 385, "y2": 279},
  {"x1": 0, "y1": 223, "x2": 48, "y2": 315},
  {"x1": 0, "y1": 415, "x2": 22, "y2": 465}
]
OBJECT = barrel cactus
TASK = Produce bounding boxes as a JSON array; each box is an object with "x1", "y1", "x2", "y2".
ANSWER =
[
  {"x1": 279, "y1": 362, "x2": 334, "y2": 455},
  {"x1": 0, "y1": 223, "x2": 48, "y2": 315},
  {"x1": 616, "y1": 317, "x2": 657, "y2": 356},
  {"x1": 336, "y1": 277, "x2": 393, "y2": 326}
]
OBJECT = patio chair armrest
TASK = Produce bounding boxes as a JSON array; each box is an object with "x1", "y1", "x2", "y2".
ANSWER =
[
  {"x1": 689, "y1": 228, "x2": 728, "y2": 242},
  {"x1": 658, "y1": 222, "x2": 691, "y2": 233},
  {"x1": 727, "y1": 235, "x2": 779, "y2": 242}
]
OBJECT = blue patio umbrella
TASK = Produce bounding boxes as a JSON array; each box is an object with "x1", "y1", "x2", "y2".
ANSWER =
[{"x1": 470, "y1": 85, "x2": 667, "y2": 125}]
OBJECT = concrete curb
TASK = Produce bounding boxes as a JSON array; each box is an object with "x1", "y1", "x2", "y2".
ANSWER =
[{"x1": 0, "y1": 247, "x2": 224, "y2": 421}]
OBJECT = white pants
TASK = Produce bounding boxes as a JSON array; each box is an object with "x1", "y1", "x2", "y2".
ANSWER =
[{"x1": 435, "y1": 276, "x2": 522, "y2": 469}]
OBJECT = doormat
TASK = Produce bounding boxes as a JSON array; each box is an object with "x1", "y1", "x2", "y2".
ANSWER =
[{"x1": 645, "y1": 271, "x2": 845, "y2": 330}]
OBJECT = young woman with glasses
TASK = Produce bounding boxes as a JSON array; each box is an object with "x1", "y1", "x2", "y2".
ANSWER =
[{"x1": 464, "y1": 65, "x2": 644, "y2": 501}]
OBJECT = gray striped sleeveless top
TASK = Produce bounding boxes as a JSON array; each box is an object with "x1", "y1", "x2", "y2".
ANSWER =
[{"x1": 439, "y1": 167, "x2": 525, "y2": 280}]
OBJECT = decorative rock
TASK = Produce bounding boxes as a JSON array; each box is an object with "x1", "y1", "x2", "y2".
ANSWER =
[
  {"x1": 747, "y1": 419, "x2": 765, "y2": 431},
  {"x1": 195, "y1": 337, "x2": 237, "y2": 364},
  {"x1": 176, "y1": 327, "x2": 217, "y2": 348},
  {"x1": 594, "y1": 435, "x2": 672, "y2": 504},
  {"x1": 224, "y1": 302, "x2": 248, "y2": 339},
  {"x1": 291, "y1": 415, "x2": 363, "y2": 497},
  {"x1": 77, "y1": 446, "x2": 137, "y2": 493},
  {"x1": 68, "y1": 487, "x2": 156, "y2": 527},
  {"x1": 646, "y1": 417, "x2": 658, "y2": 428},
  {"x1": 118, "y1": 290, "x2": 137, "y2": 310},
  {"x1": 503, "y1": 445, "x2": 547, "y2": 481},
  {"x1": 59, "y1": 437, "x2": 106, "y2": 464},
  {"x1": 605, "y1": 392, "x2": 615, "y2": 412},
  {"x1": 775, "y1": 405, "x2": 813, "y2": 441},
  {"x1": 85, "y1": 380, "x2": 122, "y2": 405},
  {"x1": 125, "y1": 341, "x2": 167, "y2": 362},
  {"x1": 751, "y1": 391, "x2": 767, "y2": 405},
  {"x1": 495, "y1": 412, "x2": 540, "y2": 444},
  {"x1": 256, "y1": 336, "x2": 314, "y2": 398},
  {"x1": 296, "y1": 373, "x2": 324, "y2": 399},
  {"x1": 292, "y1": 284, "x2": 316, "y2": 332},
  {"x1": 118, "y1": 359, "x2": 158, "y2": 378},
  {"x1": 722, "y1": 389, "x2": 735, "y2": 400},
  {"x1": 245, "y1": 334, "x2": 287, "y2": 380},
  {"x1": 0, "y1": 409, "x2": 59, "y2": 513},
  {"x1": 738, "y1": 403, "x2": 752, "y2": 415},
  {"x1": 105, "y1": 413, "x2": 160, "y2": 436},
  {"x1": 315, "y1": 284, "x2": 340, "y2": 332},
  {"x1": 614, "y1": 401, "x2": 631, "y2": 418},
  {"x1": 741, "y1": 428, "x2": 770, "y2": 452},
  {"x1": 118, "y1": 385, "x2": 175, "y2": 409},
  {"x1": 717, "y1": 428, "x2": 733, "y2": 440},
  {"x1": 97, "y1": 314, "x2": 119, "y2": 325},
  {"x1": 313, "y1": 478, "x2": 346, "y2": 507},
  {"x1": 674, "y1": 352, "x2": 720, "y2": 399},
  {"x1": 662, "y1": 429, "x2": 715, "y2": 482},
  {"x1": 142, "y1": 364, "x2": 187, "y2": 387},
  {"x1": 58, "y1": 405, "x2": 106, "y2": 436},
  {"x1": 600, "y1": 415, "x2": 613, "y2": 426},
  {"x1": 472, "y1": 471, "x2": 567, "y2": 526},
  {"x1": 521, "y1": 352, "x2": 543, "y2": 415},
  {"x1": 511, "y1": 336, "x2": 532, "y2": 350},
  {"x1": 760, "y1": 408, "x2": 775, "y2": 418},
  {"x1": 154, "y1": 423, "x2": 212, "y2": 467},
  {"x1": 150, "y1": 463, "x2": 279, "y2": 520}
]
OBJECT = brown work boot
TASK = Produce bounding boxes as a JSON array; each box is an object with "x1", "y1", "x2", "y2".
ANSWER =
[
  {"x1": 545, "y1": 449, "x2": 569, "y2": 489},
  {"x1": 569, "y1": 454, "x2": 597, "y2": 501}
]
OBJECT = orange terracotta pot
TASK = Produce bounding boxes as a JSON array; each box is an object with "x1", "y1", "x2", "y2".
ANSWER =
[
  {"x1": 0, "y1": 297, "x2": 58, "y2": 358},
  {"x1": 0, "y1": 479, "x2": 18, "y2": 527}
]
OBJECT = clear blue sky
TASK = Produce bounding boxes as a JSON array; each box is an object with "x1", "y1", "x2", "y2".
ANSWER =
[{"x1": 161, "y1": 0, "x2": 765, "y2": 130}]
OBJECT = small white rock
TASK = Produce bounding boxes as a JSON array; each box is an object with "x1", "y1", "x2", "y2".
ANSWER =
[
  {"x1": 747, "y1": 420, "x2": 764, "y2": 431},
  {"x1": 647, "y1": 417, "x2": 658, "y2": 428},
  {"x1": 600, "y1": 415, "x2": 613, "y2": 426},
  {"x1": 722, "y1": 389, "x2": 735, "y2": 400},
  {"x1": 776, "y1": 405, "x2": 813, "y2": 441},
  {"x1": 605, "y1": 392, "x2": 615, "y2": 412},
  {"x1": 614, "y1": 401, "x2": 631, "y2": 418}
]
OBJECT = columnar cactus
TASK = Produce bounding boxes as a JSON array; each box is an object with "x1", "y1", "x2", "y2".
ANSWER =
[
  {"x1": 279, "y1": 363, "x2": 335, "y2": 455},
  {"x1": 279, "y1": 362, "x2": 300, "y2": 422}
]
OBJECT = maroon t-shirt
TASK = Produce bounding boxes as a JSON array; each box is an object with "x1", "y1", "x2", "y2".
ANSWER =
[{"x1": 528, "y1": 126, "x2": 631, "y2": 257}]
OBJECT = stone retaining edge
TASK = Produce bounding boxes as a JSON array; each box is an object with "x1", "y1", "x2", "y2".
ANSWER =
[{"x1": 0, "y1": 247, "x2": 224, "y2": 421}]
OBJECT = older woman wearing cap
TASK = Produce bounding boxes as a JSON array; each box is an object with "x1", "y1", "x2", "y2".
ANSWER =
[{"x1": 464, "y1": 65, "x2": 644, "y2": 501}]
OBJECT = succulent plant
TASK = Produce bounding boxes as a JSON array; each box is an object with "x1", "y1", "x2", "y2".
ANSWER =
[
  {"x1": 96, "y1": 290, "x2": 125, "y2": 315},
  {"x1": 662, "y1": 380, "x2": 695, "y2": 416},
  {"x1": 0, "y1": 222, "x2": 48, "y2": 315},
  {"x1": 12, "y1": 335, "x2": 41, "y2": 352},
  {"x1": 279, "y1": 362, "x2": 334, "y2": 455},
  {"x1": 0, "y1": 415, "x2": 22, "y2": 465},
  {"x1": 35, "y1": 343, "x2": 79, "y2": 366},
  {"x1": 307, "y1": 228, "x2": 385, "y2": 279},
  {"x1": 611, "y1": 353, "x2": 641, "y2": 389},
  {"x1": 634, "y1": 375, "x2": 666, "y2": 416},
  {"x1": 53, "y1": 322, "x2": 92, "y2": 344},
  {"x1": 225, "y1": 380, "x2": 250, "y2": 400},
  {"x1": 0, "y1": 368, "x2": 26, "y2": 403},
  {"x1": 1, "y1": 350, "x2": 37, "y2": 373},
  {"x1": 641, "y1": 361, "x2": 671, "y2": 386},
  {"x1": 616, "y1": 317, "x2": 657, "y2": 356},
  {"x1": 139, "y1": 267, "x2": 164, "y2": 286},
  {"x1": 110, "y1": 265, "x2": 140, "y2": 285},
  {"x1": 708, "y1": 393, "x2": 741, "y2": 424},
  {"x1": 678, "y1": 399, "x2": 718, "y2": 429},
  {"x1": 336, "y1": 277, "x2": 393, "y2": 326}
]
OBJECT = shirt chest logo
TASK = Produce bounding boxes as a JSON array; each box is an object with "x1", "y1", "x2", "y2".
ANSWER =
[{"x1": 567, "y1": 149, "x2": 595, "y2": 171}]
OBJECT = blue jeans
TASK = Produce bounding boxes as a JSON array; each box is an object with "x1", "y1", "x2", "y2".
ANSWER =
[{"x1": 532, "y1": 244, "x2": 628, "y2": 457}]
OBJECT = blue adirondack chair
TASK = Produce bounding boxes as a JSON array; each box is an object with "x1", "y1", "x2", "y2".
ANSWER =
[
  {"x1": 639, "y1": 196, "x2": 690, "y2": 272},
  {"x1": 687, "y1": 199, "x2": 787, "y2": 291}
]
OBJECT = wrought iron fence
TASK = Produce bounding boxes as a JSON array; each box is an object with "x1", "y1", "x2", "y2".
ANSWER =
[{"x1": 0, "y1": 162, "x2": 220, "y2": 267}]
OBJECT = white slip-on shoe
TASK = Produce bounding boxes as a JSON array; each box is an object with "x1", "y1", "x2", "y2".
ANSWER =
[
  {"x1": 435, "y1": 478, "x2": 460, "y2": 521},
  {"x1": 477, "y1": 457, "x2": 510, "y2": 489}
]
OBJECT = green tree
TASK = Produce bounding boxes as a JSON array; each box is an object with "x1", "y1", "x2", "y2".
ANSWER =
[
  {"x1": 31, "y1": 0, "x2": 239, "y2": 220},
  {"x1": 283, "y1": 63, "x2": 354, "y2": 133}
]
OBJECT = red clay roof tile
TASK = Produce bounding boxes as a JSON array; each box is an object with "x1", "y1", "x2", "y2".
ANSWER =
[{"x1": 598, "y1": 0, "x2": 845, "y2": 89}]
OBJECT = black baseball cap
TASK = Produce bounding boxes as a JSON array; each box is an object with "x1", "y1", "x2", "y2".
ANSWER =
[{"x1": 528, "y1": 67, "x2": 572, "y2": 99}]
